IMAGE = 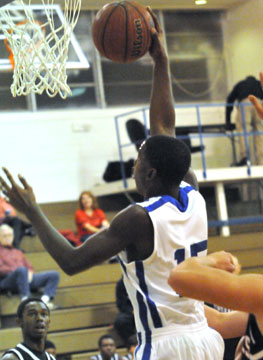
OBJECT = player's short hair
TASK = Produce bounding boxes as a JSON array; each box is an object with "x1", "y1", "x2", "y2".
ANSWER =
[
  {"x1": 127, "y1": 334, "x2": 138, "y2": 349},
  {"x1": 17, "y1": 297, "x2": 50, "y2": 318},
  {"x1": 143, "y1": 135, "x2": 191, "y2": 186},
  {"x1": 45, "y1": 339, "x2": 56, "y2": 349},
  {"x1": 98, "y1": 334, "x2": 115, "y2": 347}
]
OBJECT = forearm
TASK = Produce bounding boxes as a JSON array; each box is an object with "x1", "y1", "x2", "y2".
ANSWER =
[
  {"x1": 205, "y1": 306, "x2": 248, "y2": 339},
  {"x1": 168, "y1": 260, "x2": 234, "y2": 306},
  {"x1": 150, "y1": 55, "x2": 175, "y2": 136},
  {"x1": 24, "y1": 204, "x2": 76, "y2": 274}
]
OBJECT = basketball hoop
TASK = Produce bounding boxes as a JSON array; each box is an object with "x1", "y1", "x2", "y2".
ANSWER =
[
  {"x1": 4, "y1": 20, "x2": 45, "y2": 69},
  {"x1": 0, "y1": 0, "x2": 81, "y2": 99}
]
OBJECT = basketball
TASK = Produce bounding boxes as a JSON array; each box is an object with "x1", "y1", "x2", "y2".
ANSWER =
[{"x1": 92, "y1": 1, "x2": 154, "y2": 63}]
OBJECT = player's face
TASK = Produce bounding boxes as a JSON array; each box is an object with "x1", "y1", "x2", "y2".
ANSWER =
[
  {"x1": 100, "y1": 338, "x2": 116, "y2": 358},
  {"x1": 20, "y1": 301, "x2": 50, "y2": 341}
]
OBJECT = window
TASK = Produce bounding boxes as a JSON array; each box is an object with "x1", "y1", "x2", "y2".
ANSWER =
[{"x1": 0, "y1": 9, "x2": 227, "y2": 110}]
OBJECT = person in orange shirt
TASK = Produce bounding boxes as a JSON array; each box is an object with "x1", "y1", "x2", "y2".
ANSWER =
[
  {"x1": 0, "y1": 195, "x2": 16, "y2": 218},
  {"x1": 75, "y1": 191, "x2": 109, "y2": 243}
]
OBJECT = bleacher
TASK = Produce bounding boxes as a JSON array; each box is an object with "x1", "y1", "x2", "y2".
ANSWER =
[
  {"x1": 0, "y1": 201, "x2": 263, "y2": 358},
  {"x1": 0, "y1": 202, "x2": 125, "y2": 357}
]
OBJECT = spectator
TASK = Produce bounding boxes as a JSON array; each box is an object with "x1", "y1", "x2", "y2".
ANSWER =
[
  {"x1": 226, "y1": 75, "x2": 263, "y2": 165},
  {"x1": 1, "y1": 297, "x2": 55, "y2": 360},
  {"x1": 0, "y1": 195, "x2": 35, "y2": 249},
  {"x1": 45, "y1": 340, "x2": 57, "y2": 358},
  {"x1": 122, "y1": 335, "x2": 138, "y2": 360},
  {"x1": 75, "y1": 191, "x2": 109, "y2": 243},
  {"x1": 90, "y1": 335, "x2": 121, "y2": 360},
  {"x1": 249, "y1": 72, "x2": 263, "y2": 120},
  {"x1": 0, "y1": 224, "x2": 59, "y2": 310},
  {"x1": 114, "y1": 277, "x2": 136, "y2": 346}
]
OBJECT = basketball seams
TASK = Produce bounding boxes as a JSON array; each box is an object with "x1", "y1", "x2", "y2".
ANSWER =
[
  {"x1": 125, "y1": 1, "x2": 151, "y2": 51},
  {"x1": 101, "y1": 4, "x2": 121, "y2": 57},
  {"x1": 119, "y1": 4, "x2": 129, "y2": 63}
]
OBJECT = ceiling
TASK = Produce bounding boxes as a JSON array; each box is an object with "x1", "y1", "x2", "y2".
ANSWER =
[
  {"x1": 28, "y1": 0, "x2": 247, "y2": 11},
  {"x1": 78, "y1": 0, "x2": 247, "y2": 10}
]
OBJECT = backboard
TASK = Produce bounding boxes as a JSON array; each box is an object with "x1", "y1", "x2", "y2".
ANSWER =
[{"x1": 0, "y1": 2, "x2": 90, "y2": 71}]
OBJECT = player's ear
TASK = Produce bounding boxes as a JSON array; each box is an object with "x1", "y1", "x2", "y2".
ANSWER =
[
  {"x1": 16, "y1": 318, "x2": 22, "y2": 328},
  {"x1": 147, "y1": 168, "x2": 157, "y2": 180}
]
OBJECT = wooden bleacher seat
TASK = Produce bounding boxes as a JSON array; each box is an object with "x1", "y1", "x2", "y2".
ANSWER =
[
  {"x1": 0, "y1": 326, "x2": 124, "y2": 355},
  {"x1": 209, "y1": 232, "x2": 263, "y2": 273},
  {"x1": 0, "y1": 282, "x2": 117, "y2": 316}
]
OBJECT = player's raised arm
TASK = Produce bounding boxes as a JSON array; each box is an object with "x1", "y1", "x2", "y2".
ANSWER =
[
  {"x1": 0, "y1": 168, "x2": 147, "y2": 275},
  {"x1": 147, "y1": 10, "x2": 198, "y2": 189},
  {"x1": 147, "y1": 8, "x2": 175, "y2": 137},
  {"x1": 248, "y1": 72, "x2": 263, "y2": 119}
]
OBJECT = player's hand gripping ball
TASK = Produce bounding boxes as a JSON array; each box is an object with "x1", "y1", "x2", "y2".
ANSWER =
[{"x1": 92, "y1": 1, "x2": 154, "y2": 63}]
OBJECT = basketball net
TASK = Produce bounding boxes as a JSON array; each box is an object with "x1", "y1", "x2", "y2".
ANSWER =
[{"x1": 0, "y1": 0, "x2": 81, "y2": 98}]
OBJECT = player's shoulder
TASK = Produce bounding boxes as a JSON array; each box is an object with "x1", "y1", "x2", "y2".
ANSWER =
[
  {"x1": 119, "y1": 202, "x2": 149, "y2": 216},
  {"x1": 111, "y1": 203, "x2": 152, "y2": 236},
  {"x1": 1, "y1": 351, "x2": 20, "y2": 360}
]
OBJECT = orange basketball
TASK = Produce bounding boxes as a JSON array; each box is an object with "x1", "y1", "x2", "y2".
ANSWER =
[{"x1": 92, "y1": 1, "x2": 153, "y2": 63}]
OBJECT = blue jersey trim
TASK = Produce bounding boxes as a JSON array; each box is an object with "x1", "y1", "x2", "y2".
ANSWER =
[
  {"x1": 142, "y1": 341, "x2": 152, "y2": 360},
  {"x1": 135, "y1": 332, "x2": 142, "y2": 358},
  {"x1": 144, "y1": 186, "x2": 194, "y2": 213},
  {"x1": 136, "y1": 289, "x2": 151, "y2": 333},
  {"x1": 118, "y1": 256, "x2": 128, "y2": 278},
  {"x1": 136, "y1": 332, "x2": 152, "y2": 360},
  {"x1": 135, "y1": 261, "x2": 162, "y2": 329}
]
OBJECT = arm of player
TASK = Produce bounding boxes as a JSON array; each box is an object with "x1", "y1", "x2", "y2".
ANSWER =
[
  {"x1": 0, "y1": 167, "x2": 150, "y2": 275},
  {"x1": 147, "y1": 8, "x2": 175, "y2": 137},
  {"x1": 168, "y1": 251, "x2": 263, "y2": 317},
  {"x1": 147, "y1": 9, "x2": 198, "y2": 189},
  {"x1": 248, "y1": 72, "x2": 263, "y2": 120},
  {"x1": 204, "y1": 305, "x2": 248, "y2": 339}
]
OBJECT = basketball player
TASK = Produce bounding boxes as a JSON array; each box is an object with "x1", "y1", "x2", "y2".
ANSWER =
[
  {"x1": 1, "y1": 297, "x2": 55, "y2": 360},
  {"x1": 168, "y1": 250, "x2": 263, "y2": 359},
  {"x1": 0, "y1": 10, "x2": 224, "y2": 359},
  {"x1": 249, "y1": 72, "x2": 263, "y2": 120}
]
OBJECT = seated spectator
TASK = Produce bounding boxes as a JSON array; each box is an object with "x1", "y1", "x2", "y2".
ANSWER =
[
  {"x1": 90, "y1": 335, "x2": 121, "y2": 360},
  {"x1": 114, "y1": 277, "x2": 136, "y2": 346},
  {"x1": 75, "y1": 191, "x2": 109, "y2": 243},
  {"x1": 121, "y1": 335, "x2": 138, "y2": 360},
  {"x1": 0, "y1": 195, "x2": 35, "y2": 249},
  {"x1": 45, "y1": 339, "x2": 57, "y2": 358},
  {"x1": 0, "y1": 224, "x2": 59, "y2": 310}
]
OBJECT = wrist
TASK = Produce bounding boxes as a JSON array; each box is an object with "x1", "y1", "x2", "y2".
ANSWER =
[{"x1": 153, "y1": 53, "x2": 168, "y2": 66}]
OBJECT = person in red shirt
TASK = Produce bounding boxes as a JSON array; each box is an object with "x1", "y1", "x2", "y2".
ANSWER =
[
  {"x1": 75, "y1": 191, "x2": 109, "y2": 243},
  {"x1": 0, "y1": 224, "x2": 59, "y2": 309}
]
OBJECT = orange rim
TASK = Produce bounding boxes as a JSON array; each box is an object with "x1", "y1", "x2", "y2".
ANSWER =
[{"x1": 4, "y1": 20, "x2": 45, "y2": 69}]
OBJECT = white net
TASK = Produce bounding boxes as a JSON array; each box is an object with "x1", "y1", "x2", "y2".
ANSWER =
[{"x1": 0, "y1": 0, "x2": 81, "y2": 98}]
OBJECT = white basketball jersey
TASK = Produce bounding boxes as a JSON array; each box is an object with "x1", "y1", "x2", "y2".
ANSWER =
[{"x1": 118, "y1": 181, "x2": 208, "y2": 336}]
